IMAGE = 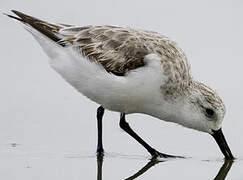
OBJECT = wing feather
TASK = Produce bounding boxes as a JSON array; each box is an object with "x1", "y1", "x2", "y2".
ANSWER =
[{"x1": 7, "y1": 10, "x2": 191, "y2": 86}]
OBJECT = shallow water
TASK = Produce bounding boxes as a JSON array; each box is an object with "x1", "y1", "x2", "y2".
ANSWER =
[{"x1": 0, "y1": 146, "x2": 242, "y2": 180}]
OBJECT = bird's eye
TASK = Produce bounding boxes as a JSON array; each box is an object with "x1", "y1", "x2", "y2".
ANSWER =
[{"x1": 205, "y1": 108, "x2": 215, "y2": 117}]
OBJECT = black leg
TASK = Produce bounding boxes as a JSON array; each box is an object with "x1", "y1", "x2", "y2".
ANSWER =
[
  {"x1": 96, "y1": 106, "x2": 105, "y2": 155},
  {"x1": 119, "y1": 113, "x2": 178, "y2": 158}
]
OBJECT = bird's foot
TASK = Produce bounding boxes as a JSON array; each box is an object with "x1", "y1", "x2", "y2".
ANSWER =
[{"x1": 152, "y1": 150, "x2": 184, "y2": 159}]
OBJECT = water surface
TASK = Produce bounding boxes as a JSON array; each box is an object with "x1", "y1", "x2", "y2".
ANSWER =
[{"x1": 1, "y1": 146, "x2": 242, "y2": 180}]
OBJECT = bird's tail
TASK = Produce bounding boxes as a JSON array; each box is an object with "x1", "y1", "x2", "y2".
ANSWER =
[{"x1": 4, "y1": 10, "x2": 69, "y2": 46}]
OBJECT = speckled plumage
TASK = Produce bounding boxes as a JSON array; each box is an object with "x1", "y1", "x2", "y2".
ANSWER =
[
  {"x1": 6, "y1": 10, "x2": 192, "y2": 97},
  {"x1": 61, "y1": 25, "x2": 193, "y2": 98},
  {"x1": 61, "y1": 25, "x2": 192, "y2": 97},
  {"x1": 6, "y1": 10, "x2": 235, "y2": 160},
  {"x1": 7, "y1": 10, "x2": 226, "y2": 133}
]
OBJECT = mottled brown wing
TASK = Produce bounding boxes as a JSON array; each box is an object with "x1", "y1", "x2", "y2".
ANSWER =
[
  {"x1": 60, "y1": 25, "x2": 189, "y2": 75},
  {"x1": 7, "y1": 10, "x2": 148, "y2": 74},
  {"x1": 7, "y1": 10, "x2": 189, "y2": 78},
  {"x1": 60, "y1": 25, "x2": 159, "y2": 74}
]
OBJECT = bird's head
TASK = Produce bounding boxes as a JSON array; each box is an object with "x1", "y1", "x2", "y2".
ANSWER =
[{"x1": 175, "y1": 81, "x2": 234, "y2": 159}]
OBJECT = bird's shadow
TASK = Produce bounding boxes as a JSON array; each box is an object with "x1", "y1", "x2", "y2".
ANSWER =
[{"x1": 96, "y1": 155, "x2": 234, "y2": 180}]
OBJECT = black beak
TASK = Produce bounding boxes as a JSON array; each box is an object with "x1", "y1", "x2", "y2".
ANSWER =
[{"x1": 212, "y1": 128, "x2": 234, "y2": 160}]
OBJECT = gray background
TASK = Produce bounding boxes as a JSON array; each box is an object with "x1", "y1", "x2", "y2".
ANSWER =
[{"x1": 0, "y1": 0, "x2": 242, "y2": 179}]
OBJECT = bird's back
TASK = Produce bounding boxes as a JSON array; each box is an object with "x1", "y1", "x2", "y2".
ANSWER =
[
  {"x1": 7, "y1": 10, "x2": 192, "y2": 106},
  {"x1": 7, "y1": 10, "x2": 189, "y2": 76},
  {"x1": 59, "y1": 25, "x2": 188, "y2": 75}
]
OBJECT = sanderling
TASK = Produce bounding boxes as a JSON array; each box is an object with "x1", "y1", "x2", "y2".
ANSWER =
[{"x1": 5, "y1": 10, "x2": 234, "y2": 159}]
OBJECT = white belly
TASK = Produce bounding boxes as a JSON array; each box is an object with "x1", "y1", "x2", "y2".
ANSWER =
[
  {"x1": 48, "y1": 50, "x2": 166, "y2": 114},
  {"x1": 30, "y1": 33, "x2": 167, "y2": 114}
]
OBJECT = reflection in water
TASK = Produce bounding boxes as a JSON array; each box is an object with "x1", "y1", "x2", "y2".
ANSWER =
[
  {"x1": 124, "y1": 159, "x2": 160, "y2": 180},
  {"x1": 97, "y1": 155, "x2": 104, "y2": 180},
  {"x1": 214, "y1": 160, "x2": 233, "y2": 180},
  {"x1": 96, "y1": 155, "x2": 234, "y2": 180}
]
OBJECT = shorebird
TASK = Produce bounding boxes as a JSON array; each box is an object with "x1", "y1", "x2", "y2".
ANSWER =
[{"x1": 5, "y1": 10, "x2": 234, "y2": 159}]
